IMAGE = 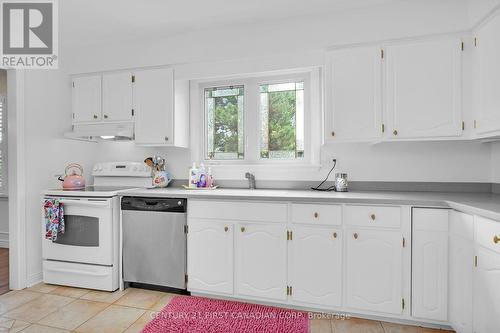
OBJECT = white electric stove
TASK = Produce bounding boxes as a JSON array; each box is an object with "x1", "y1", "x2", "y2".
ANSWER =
[{"x1": 42, "y1": 162, "x2": 152, "y2": 291}]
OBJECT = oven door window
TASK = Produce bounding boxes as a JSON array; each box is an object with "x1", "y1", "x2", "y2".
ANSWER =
[{"x1": 53, "y1": 215, "x2": 99, "y2": 247}]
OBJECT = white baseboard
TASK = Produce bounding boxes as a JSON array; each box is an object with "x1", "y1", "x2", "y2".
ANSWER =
[
  {"x1": 27, "y1": 272, "x2": 43, "y2": 288},
  {"x1": 0, "y1": 231, "x2": 9, "y2": 248}
]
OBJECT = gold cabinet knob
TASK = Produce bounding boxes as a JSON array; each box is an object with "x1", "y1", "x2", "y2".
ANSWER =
[
  {"x1": 353, "y1": 233, "x2": 358, "y2": 239},
  {"x1": 93, "y1": 114, "x2": 98, "y2": 119},
  {"x1": 241, "y1": 227, "x2": 245, "y2": 233},
  {"x1": 104, "y1": 114, "x2": 108, "y2": 119},
  {"x1": 331, "y1": 131, "x2": 335, "y2": 137},
  {"x1": 224, "y1": 226, "x2": 229, "y2": 232},
  {"x1": 370, "y1": 214, "x2": 376, "y2": 221},
  {"x1": 165, "y1": 137, "x2": 169, "y2": 141},
  {"x1": 494, "y1": 235, "x2": 500, "y2": 244},
  {"x1": 314, "y1": 212, "x2": 319, "y2": 219},
  {"x1": 393, "y1": 130, "x2": 398, "y2": 136},
  {"x1": 333, "y1": 232, "x2": 337, "y2": 239}
]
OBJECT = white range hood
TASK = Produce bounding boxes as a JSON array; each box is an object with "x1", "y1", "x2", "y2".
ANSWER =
[{"x1": 64, "y1": 122, "x2": 134, "y2": 142}]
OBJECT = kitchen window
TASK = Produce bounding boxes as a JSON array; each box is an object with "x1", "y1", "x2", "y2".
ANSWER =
[
  {"x1": 200, "y1": 71, "x2": 318, "y2": 166},
  {"x1": 0, "y1": 94, "x2": 6, "y2": 194},
  {"x1": 204, "y1": 86, "x2": 245, "y2": 160}
]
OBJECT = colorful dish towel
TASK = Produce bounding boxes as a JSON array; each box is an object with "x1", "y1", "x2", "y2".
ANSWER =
[{"x1": 43, "y1": 199, "x2": 65, "y2": 241}]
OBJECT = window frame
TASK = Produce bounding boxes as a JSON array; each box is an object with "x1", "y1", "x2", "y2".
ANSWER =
[
  {"x1": 0, "y1": 94, "x2": 7, "y2": 195},
  {"x1": 197, "y1": 71, "x2": 316, "y2": 167}
]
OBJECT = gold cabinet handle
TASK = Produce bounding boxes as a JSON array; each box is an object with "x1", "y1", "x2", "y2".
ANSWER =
[
  {"x1": 241, "y1": 227, "x2": 245, "y2": 233},
  {"x1": 314, "y1": 212, "x2": 319, "y2": 219},
  {"x1": 333, "y1": 232, "x2": 337, "y2": 239},
  {"x1": 494, "y1": 235, "x2": 500, "y2": 244},
  {"x1": 393, "y1": 130, "x2": 398, "y2": 136},
  {"x1": 224, "y1": 226, "x2": 229, "y2": 232},
  {"x1": 370, "y1": 214, "x2": 376, "y2": 221},
  {"x1": 93, "y1": 114, "x2": 98, "y2": 119},
  {"x1": 165, "y1": 137, "x2": 169, "y2": 141},
  {"x1": 104, "y1": 114, "x2": 108, "y2": 119},
  {"x1": 331, "y1": 131, "x2": 335, "y2": 137},
  {"x1": 353, "y1": 233, "x2": 358, "y2": 239}
]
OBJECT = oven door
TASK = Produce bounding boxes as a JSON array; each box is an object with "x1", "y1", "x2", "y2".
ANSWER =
[{"x1": 42, "y1": 197, "x2": 115, "y2": 266}]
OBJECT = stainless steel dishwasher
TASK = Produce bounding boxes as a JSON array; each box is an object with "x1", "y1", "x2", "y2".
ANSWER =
[{"x1": 121, "y1": 197, "x2": 187, "y2": 290}]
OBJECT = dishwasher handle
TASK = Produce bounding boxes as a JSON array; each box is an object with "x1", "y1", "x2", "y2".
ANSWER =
[{"x1": 121, "y1": 197, "x2": 187, "y2": 212}]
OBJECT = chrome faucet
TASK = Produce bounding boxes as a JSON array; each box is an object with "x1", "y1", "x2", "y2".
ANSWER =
[{"x1": 245, "y1": 172, "x2": 256, "y2": 189}]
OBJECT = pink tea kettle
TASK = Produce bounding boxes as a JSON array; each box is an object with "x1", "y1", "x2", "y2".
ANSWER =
[{"x1": 58, "y1": 163, "x2": 86, "y2": 190}]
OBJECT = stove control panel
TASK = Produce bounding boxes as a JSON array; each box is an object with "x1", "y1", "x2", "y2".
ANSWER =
[{"x1": 92, "y1": 162, "x2": 151, "y2": 177}]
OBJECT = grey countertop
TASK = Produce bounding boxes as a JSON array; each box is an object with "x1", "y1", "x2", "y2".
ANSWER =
[{"x1": 120, "y1": 188, "x2": 500, "y2": 221}]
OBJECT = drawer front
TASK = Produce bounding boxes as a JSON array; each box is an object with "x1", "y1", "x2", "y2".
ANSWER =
[
  {"x1": 344, "y1": 205, "x2": 401, "y2": 228},
  {"x1": 188, "y1": 200, "x2": 287, "y2": 223},
  {"x1": 291, "y1": 204, "x2": 342, "y2": 226},
  {"x1": 449, "y1": 210, "x2": 474, "y2": 240},
  {"x1": 475, "y1": 216, "x2": 500, "y2": 254}
]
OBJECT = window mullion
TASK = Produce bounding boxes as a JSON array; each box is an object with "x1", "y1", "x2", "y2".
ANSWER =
[{"x1": 245, "y1": 79, "x2": 260, "y2": 164}]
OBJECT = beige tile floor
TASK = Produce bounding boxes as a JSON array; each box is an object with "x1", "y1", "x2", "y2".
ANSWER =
[{"x1": 0, "y1": 283, "x2": 455, "y2": 333}]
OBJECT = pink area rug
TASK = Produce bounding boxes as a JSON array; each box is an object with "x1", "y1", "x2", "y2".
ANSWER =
[{"x1": 141, "y1": 296, "x2": 310, "y2": 333}]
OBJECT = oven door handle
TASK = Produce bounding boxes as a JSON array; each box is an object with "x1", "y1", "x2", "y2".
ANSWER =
[
  {"x1": 58, "y1": 200, "x2": 111, "y2": 208},
  {"x1": 45, "y1": 267, "x2": 110, "y2": 276}
]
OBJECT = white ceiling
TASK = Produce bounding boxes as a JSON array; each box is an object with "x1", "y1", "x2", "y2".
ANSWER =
[{"x1": 60, "y1": 0, "x2": 404, "y2": 48}]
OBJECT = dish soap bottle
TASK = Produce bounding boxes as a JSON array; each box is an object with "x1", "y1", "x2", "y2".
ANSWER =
[
  {"x1": 188, "y1": 163, "x2": 198, "y2": 188},
  {"x1": 197, "y1": 163, "x2": 207, "y2": 188}
]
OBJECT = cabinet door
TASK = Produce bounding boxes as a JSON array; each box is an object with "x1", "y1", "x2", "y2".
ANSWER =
[
  {"x1": 346, "y1": 229, "x2": 403, "y2": 314},
  {"x1": 72, "y1": 75, "x2": 102, "y2": 123},
  {"x1": 289, "y1": 226, "x2": 341, "y2": 307},
  {"x1": 476, "y1": 13, "x2": 500, "y2": 135},
  {"x1": 236, "y1": 223, "x2": 287, "y2": 301},
  {"x1": 325, "y1": 46, "x2": 382, "y2": 141},
  {"x1": 473, "y1": 246, "x2": 500, "y2": 333},
  {"x1": 412, "y1": 208, "x2": 448, "y2": 321},
  {"x1": 385, "y1": 38, "x2": 462, "y2": 139},
  {"x1": 133, "y1": 67, "x2": 174, "y2": 145},
  {"x1": 449, "y1": 235, "x2": 473, "y2": 333},
  {"x1": 102, "y1": 72, "x2": 133, "y2": 122},
  {"x1": 187, "y1": 220, "x2": 233, "y2": 295}
]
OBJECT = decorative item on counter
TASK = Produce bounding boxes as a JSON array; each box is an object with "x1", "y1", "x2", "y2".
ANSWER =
[
  {"x1": 334, "y1": 173, "x2": 348, "y2": 192},
  {"x1": 58, "y1": 163, "x2": 86, "y2": 190},
  {"x1": 144, "y1": 155, "x2": 172, "y2": 188},
  {"x1": 184, "y1": 162, "x2": 217, "y2": 190}
]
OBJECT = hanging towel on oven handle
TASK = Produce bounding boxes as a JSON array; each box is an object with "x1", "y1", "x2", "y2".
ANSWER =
[{"x1": 43, "y1": 199, "x2": 65, "y2": 241}]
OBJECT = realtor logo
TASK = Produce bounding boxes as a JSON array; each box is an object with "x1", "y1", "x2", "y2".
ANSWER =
[{"x1": 1, "y1": 0, "x2": 58, "y2": 69}]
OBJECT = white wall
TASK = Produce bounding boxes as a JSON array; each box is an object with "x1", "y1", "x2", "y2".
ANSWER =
[
  {"x1": 491, "y1": 142, "x2": 500, "y2": 184},
  {"x1": 0, "y1": 70, "x2": 8, "y2": 248}
]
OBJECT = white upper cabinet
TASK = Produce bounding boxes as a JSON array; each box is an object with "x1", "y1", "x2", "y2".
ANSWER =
[
  {"x1": 325, "y1": 46, "x2": 383, "y2": 141},
  {"x1": 102, "y1": 72, "x2": 133, "y2": 122},
  {"x1": 411, "y1": 208, "x2": 448, "y2": 322},
  {"x1": 385, "y1": 38, "x2": 462, "y2": 139},
  {"x1": 475, "y1": 13, "x2": 500, "y2": 136},
  {"x1": 133, "y1": 67, "x2": 189, "y2": 147},
  {"x1": 235, "y1": 223, "x2": 287, "y2": 302},
  {"x1": 72, "y1": 75, "x2": 102, "y2": 123},
  {"x1": 345, "y1": 229, "x2": 403, "y2": 315},
  {"x1": 289, "y1": 226, "x2": 342, "y2": 307}
]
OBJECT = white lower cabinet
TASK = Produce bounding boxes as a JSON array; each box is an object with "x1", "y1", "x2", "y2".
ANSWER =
[
  {"x1": 346, "y1": 229, "x2": 403, "y2": 314},
  {"x1": 412, "y1": 208, "x2": 448, "y2": 322},
  {"x1": 473, "y1": 246, "x2": 500, "y2": 333},
  {"x1": 236, "y1": 223, "x2": 287, "y2": 301},
  {"x1": 187, "y1": 219, "x2": 234, "y2": 295},
  {"x1": 449, "y1": 211, "x2": 473, "y2": 333},
  {"x1": 289, "y1": 226, "x2": 342, "y2": 307}
]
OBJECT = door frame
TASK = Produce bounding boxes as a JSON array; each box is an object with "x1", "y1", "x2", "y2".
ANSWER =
[{"x1": 7, "y1": 69, "x2": 27, "y2": 290}]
